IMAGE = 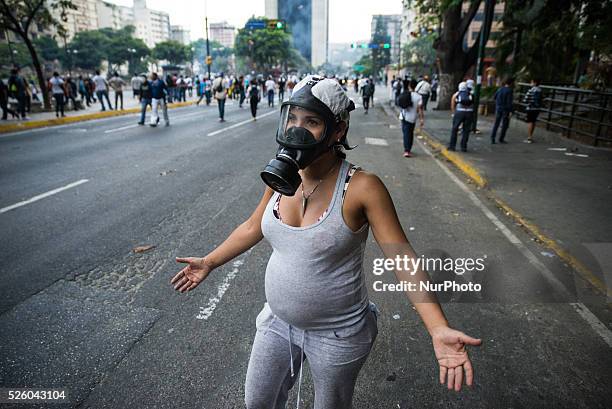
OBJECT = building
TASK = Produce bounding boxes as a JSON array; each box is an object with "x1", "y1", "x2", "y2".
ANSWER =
[
  {"x1": 133, "y1": 0, "x2": 171, "y2": 48},
  {"x1": 54, "y1": 0, "x2": 99, "y2": 41},
  {"x1": 97, "y1": 1, "x2": 134, "y2": 30},
  {"x1": 171, "y1": 25, "x2": 191, "y2": 45},
  {"x1": 265, "y1": 0, "x2": 329, "y2": 68},
  {"x1": 371, "y1": 14, "x2": 401, "y2": 65},
  {"x1": 209, "y1": 22, "x2": 236, "y2": 48},
  {"x1": 400, "y1": 0, "x2": 417, "y2": 52},
  {"x1": 463, "y1": 2, "x2": 505, "y2": 55}
]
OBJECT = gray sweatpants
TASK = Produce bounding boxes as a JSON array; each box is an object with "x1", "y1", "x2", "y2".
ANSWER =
[{"x1": 245, "y1": 303, "x2": 378, "y2": 409}]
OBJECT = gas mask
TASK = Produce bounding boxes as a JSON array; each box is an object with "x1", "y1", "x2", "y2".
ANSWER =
[{"x1": 260, "y1": 76, "x2": 355, "y2": 196}]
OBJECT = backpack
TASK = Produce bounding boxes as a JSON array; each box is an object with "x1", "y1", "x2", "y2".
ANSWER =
[
  {"x1": 215, "y1": 81, "x2": 223, "y2": 93},
  {"x1": 396, "y1": 91, "x2": 413, "y2": 109},
  {"x1": 249, "y1": 86, "x2": 260, "y2": 101},
  {"x1": 456, "y1": 90, "x2": 473, "y2": 107}
]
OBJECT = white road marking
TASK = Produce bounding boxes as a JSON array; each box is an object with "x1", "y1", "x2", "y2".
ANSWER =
[
  {"x1": 571, "y1": 303, "x2": 612, "y2": 348},
  {"x1": 196, "y1": 252, "x2": 251, "y2": 320},
  {"x1": 547, "y1": 148, "x2": 567, "y2": 151},
  {"x1": 104, "y1": 124, "x2": 138, "y2": 133},
  {"x1": 564, "y1": 152, "x2": 589, "y2": 158},
  {"x1": 417, "y1": 137, "x2": 612, "y2": 348},
  {"x1": 207, "y1": 110, "x2": 277, "y2": 136},
  {"x1": 0, "y1": 179, "x2": 89, "y2": 214},
  {"x1": 365, "y1": 137, "x2": 389, "y2": 146}
]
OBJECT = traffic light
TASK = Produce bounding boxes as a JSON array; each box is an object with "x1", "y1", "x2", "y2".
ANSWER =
[
  {"x1": 206, "y1": 55, "x2": 212, "y2": 65},
  {"x1": 267, "y1": 19, "x2": 286, "y2": 31}
]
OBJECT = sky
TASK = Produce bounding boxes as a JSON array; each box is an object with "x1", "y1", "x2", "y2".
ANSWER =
[{"x1": 110, "y1": 0, "x2": 403, "y2": 43}]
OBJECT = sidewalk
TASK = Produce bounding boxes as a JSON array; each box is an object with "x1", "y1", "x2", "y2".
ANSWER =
[
  {"x1": 390, "y1": 99, "x2": 612, "y2": 301},
  {"x1": 0, "y1": 90, "x2": 199, "y2": 133}
]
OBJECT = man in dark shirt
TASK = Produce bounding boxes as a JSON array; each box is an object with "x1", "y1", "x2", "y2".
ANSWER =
[
  {"x1": 491, "y1": 77, "x2": 514, "y2": 144},
  {"x1": 138, "y1": 74, "x2": 152, "y2": 125},
  {"x1": 8, "y1": 68, "x2": 27, "y2": 119}
]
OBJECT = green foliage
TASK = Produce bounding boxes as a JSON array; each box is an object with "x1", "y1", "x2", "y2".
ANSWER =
[
  {"x1": 0, "y1": 42, "x2": 31, "y2": 69},
  {"x1": 101, "y1": 26, "x2": 149, "y2": 71},
  {"x1": 235, "y1": 17, "x2": 299, "y2": 72},
  {"x1": 402, "y1": 32, "x2": 437, "y2": 73},
  {"x1": 69, "y1": 30, "x2": 111, "y2": 70},
  {"x1": 353, "y1": 54, "x2": 373, "y2": 77},
  {"x1": 190, "y1": 38, "x2": 234, "y2": 72},
  {"x1": 33, "y1": 36, "x2": 62, "y2": 62},
  {"x1": 370, "y1": 16, "x2": 391, "y2": 77},
  {"x1": 153, "y1": 40, "x2": 189, "y2": 65}
]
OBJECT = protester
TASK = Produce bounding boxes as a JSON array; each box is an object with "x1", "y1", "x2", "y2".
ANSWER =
[
  {"x1": 109, "y1": 72, "x2": 126, "y2": 110},
  {"x1": 65, "y1": 75, "x2": 79, "y2": 111},
  {"x1": 138, "y1": 74, "x2": 152, "y2": 126},
  {"x1": 265, "y1": 76, "x2": 276, "y2": 108},
  {"x1": 150, "y1": 72, "x2": 169, "y2": 127},
  {"x1": 92, "y1": 70, "x2": 113, "y2": 111},
  {"x1": 48, "y1": 72, "x2": 65, "y2": 118},
  {"x1": 278, "y1": 75, "x2": 286, "y2": 103},
  {"x1": 523, "y1": 79, "x2": 542, "y2": 143},
  {"x1": 77, "y1": 75, "x2": 91, "y2": 106},
  {"x1": 131, "y1": 72, "x2": 143, "y2": 99},
  {"x1": 360, "y1": 78, "x2": 373, "y2": 114},
  {"x1": 0, "y1": 79, "x2": 18, "y2": 120},
  {"x1": 490, "y1": 78, "x2": 514, "y2": 144},
  {"x1": 397, "y1": 79, "x2": 424, "y2": 157},
  {"x1": 449, "y1": 82, "x2": 474, "y2": 152},
  {"x1": 171, "y1": 75, "x2": 480, "y2": 409},
  {"x1": 247, "y1": 79, "x2": 260, "y2": 120},
  {"x1": 415, "y1": 75, "x2": 432, "y2": 110},
  {"x1": 8, "y1": 67, "x2": 28, "y2": 119},
  {"x1": 212, "y1": 73, "x2": 227, "y2": 122}
]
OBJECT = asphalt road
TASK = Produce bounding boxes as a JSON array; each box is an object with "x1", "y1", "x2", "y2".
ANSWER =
[{"x1": 0, "y1": 95, "x2": 610, "y2": 409}]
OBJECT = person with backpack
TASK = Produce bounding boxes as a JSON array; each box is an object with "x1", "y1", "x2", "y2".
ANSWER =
[
  {"x1": 236, "y1": 76, "x2": 246, "y2": 108},
  {"x1": 415, "y1": 75, "x2": 432, "y2": 110},
  {"x1": 397, "y1": 79, "x2": 424, "y2": 158},
  {"x1": 360, "y1": 79, "x2": 373, "y2": 114},
  {"x1": 0, "y1": 79, "x2": 18, "y2": 120},
  {"x1": 247, "y1": 79, "x2": 261, "y2": 120},
  {"x1": 523, "y1": 79, "x2": 542, "y2": 143},
  {"x1": 213, "y1": 73, "x2": 227, "y2": 122},
  {"x1": 8, "y1": 68, "x2": 28, "y2": 120},
  {"x1": 449, "y1": 82, "x2": 474, "y2": 152}
]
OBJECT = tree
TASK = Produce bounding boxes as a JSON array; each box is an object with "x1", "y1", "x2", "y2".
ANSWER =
[
  {"x1": 153, "y1": 40, "x2": 189, "y2": 66},
  {"x1": 371, "y1": 16, "x2": 391, "y2": 79},
  {"x1": 33, "y1": 35, "x2": 62, "y2": 63},
  {"x1": 235, "y1": 17, "x2": 298, "y2": 73},
  {"x1": 0, "y1": 42, "x2": 31, "y2": 69},
  {"x1": 353, "y1": 54, "x2": 374, "y2": 77},
  {"x1": 495, "y1": 0, "x2": 612, "y2": 88},
  {"x1": 0, "y1": 0, "x2": 77, "y2": 109},
  {"x1": 69, "y1": 30, "x2": 110, "y2": 70},
  {"x1": 412, "y1": 0, "x2": 495, "y2": 109},
  {"x1": 402, "y1": 32, "x2": 437, "y2": 75},
  {"x1": 99, "y1": 26, "x2": 149, "y2": 73}
]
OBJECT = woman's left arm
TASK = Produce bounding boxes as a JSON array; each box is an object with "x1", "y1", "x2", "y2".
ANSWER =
[{"x1": 357, "y1": 172, "x2": 482, "y2": 391}]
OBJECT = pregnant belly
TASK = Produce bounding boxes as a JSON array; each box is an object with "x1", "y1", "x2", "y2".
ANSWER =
[{"x1": 264, "y1": 254, "x2": 367, "y2": 330}]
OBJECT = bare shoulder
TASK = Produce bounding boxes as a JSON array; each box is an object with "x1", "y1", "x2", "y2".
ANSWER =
[{"x1": 348, "y1": 168, "x2": 390, "y2": 203}]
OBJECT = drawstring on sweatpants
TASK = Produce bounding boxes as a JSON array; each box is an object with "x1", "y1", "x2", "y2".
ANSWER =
[{"x1": 288, "y1": 325, "x2": 306, "y2": 409}]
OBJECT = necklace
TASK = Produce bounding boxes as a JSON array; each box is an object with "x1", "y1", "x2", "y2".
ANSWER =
[{"x1": 300, "y1": 160, "x2": 339, "y2": 217}]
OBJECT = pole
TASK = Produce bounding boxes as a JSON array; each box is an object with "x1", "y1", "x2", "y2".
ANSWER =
[
  {"x1": 205, "y1": 16, "x2": 211, "y2": 79},
  {"x1": 472, "y1": 0, "x2": 495, "y2": 132}
]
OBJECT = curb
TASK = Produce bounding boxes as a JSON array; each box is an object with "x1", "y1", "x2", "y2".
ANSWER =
[
  {"x1": 0, "y1": 100, "x2": 196, "y2": 134},
  {"x1": 416, "y1": 125, "x2": 609, "y2": 297}
]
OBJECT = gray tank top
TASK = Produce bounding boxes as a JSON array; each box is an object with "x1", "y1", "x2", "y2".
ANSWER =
[{"x1": 261, "y1": 159, "x2": 370, "y2": 330}]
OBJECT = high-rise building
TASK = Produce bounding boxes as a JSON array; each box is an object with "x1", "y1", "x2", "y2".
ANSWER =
[
  {"x1": 171, "y1": 25, "x2": 191, "y2": 45},
  {"x1": 463, "y1": 2, "x2": 505, "y2": 53},
  {"x1": 371, "y1": 15, "x2": 401, "y2": 65},
  {"x1": 133, "y1": 0, "x2": 171, "y2": 48},
  {"x1": 265, "y1": 0, "x2": 328, "y2": 68},
  {"x1": 209, "y1": 22, "x2": 236, "y2": 48},
  {"x1": 54, "y1": 0, "x2": 99, "y2": 40},
  {"x1": 97, "y1": 1, "x2": 134, "y2": 30}
]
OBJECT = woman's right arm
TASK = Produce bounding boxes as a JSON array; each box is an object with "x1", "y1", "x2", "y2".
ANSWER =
[
  {"x1": 171, "y1": 186, "x2": 275, "y2": 292},
  {"x1": 201, "y1": 186, "x2": 274, "y2": 270}
]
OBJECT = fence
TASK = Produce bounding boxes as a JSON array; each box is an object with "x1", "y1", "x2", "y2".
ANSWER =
[{"x1": 515, "y1": 83, "x2": 612, "y2": 147}]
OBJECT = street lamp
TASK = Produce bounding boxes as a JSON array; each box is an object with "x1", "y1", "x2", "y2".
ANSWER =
[{"x1": 127, "y1": 48, "x2": 137, "y2": 72}]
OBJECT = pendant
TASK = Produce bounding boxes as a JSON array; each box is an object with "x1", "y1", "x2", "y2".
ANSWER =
[{"x1": 301, "y1": 196, "x2": 307, "y2": 217}]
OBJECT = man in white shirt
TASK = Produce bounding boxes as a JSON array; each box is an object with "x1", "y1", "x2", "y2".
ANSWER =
[
  {"x1": 415, "y1": 75, "x2": 432, "y2": 110},
  {"x1": 212, "y1": 73, "x2": 227, "y2": 122},
  {"x1": 92, "y1": 70, "x2": 113, "y2": 111},
  {"x1": 265, "y1": 76, "x2": 276, "y2": 107},
  {"x1": 398, "y1": 79, "x2": 424, "y2": 157}
]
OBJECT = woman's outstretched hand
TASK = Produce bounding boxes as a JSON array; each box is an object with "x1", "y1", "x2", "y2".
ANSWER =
[
  {"x1": 430, "y1": 326, "x2": 482, "y2": 391},
  {"x1": 171, "y1": 257, "x2": 213, "y2": 293}
]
